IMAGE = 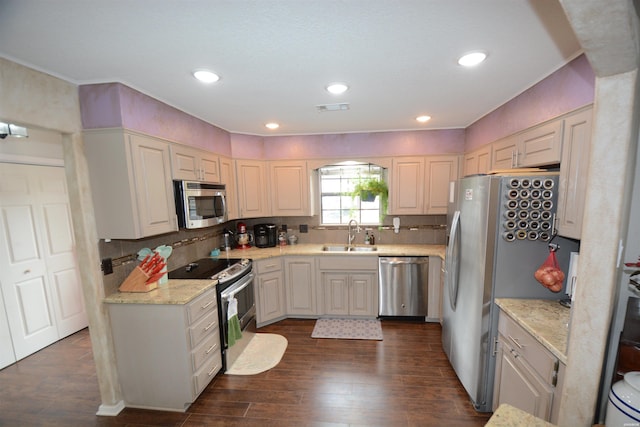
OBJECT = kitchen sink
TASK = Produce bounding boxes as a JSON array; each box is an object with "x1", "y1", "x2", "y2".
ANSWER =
[
  {"x1": 321, "y1": 245, "x2": 377, "y2": 252},
  {"x1": 322, "y1": 245, "x2": 349, "y2": 252},
  {"x1": 349, "y1": 246, "x2": 377, "y2": 252}
]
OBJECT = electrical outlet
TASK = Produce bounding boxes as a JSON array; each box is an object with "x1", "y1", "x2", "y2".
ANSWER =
[
  {"x1": 300, "y1": 224, "x2": 308, "y2": 233},
  {"x1": 101, "y1": 258, "x2": 113, "y2": 275}
]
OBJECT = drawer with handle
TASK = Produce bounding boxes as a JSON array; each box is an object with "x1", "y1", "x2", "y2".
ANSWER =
[
  {"x1": 498, "y1": 312, "x2": 558, "y2": 384},
  {"x1": 186, "y1": 288, "x2": 217, "y2": 324},
  {"x1": 191, "y1": 332, "x2": 220, "y2": 372},
  {"x1": 189, "y1": 309, "x2": 218, "y2": 348},
  {"x1": 255, "y1": 259, "x2": 282, "y2": 274}
]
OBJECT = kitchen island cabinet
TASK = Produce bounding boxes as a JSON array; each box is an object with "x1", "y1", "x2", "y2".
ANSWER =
[
  {"x1": 105, "y1": 282, "x2": 221, "y2": 412},
  {"x1": 84, "y1": 129, "x2": 178, "y2": 239}
]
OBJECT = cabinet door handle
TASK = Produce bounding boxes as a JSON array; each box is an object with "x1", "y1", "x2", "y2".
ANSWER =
[
  {"x1": 208, "y1": 366, "x2": 217, "y2": 376},
  {"x1": 205, "y1": 344, "x2": 216, "y2": 354},
  {"x1": 508, "y1": 335, "x2": 525, "y2": 349},
  {"x1": 201, "y1": 300, "x2": 215, "y2": 310},
  {"x1": 204, "y1": 321, "x2": 216, "y2": 331}
]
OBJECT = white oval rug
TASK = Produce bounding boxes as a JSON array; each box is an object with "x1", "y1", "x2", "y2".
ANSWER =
[{"x1": 225, "y1": 333, "x2": 288, "y2": 375}]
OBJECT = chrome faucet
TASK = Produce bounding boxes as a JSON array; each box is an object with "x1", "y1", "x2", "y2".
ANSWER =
[{"x1": 348, "y1": 219, "x2": 360, "y2": 245}]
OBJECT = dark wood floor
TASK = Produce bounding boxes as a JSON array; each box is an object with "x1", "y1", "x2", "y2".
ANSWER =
[{"x1": 0, "y1": 319, "x2": 492, "y2": 426}]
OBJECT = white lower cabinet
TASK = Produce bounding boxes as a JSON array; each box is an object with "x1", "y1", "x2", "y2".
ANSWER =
[
  {"x1": 284, "y1": 257, "x2": 317, "y2": 316},
  {"x1": 107, "y1": 288, "x2": 221, "y2": 411},
  {"x1": 493, "y1": 309, "x2": 564, "y2": 424},
  {"x1": 254, "y1": 258, "x2": 286, "y2": 326},
  {"x1": 322, "y1": 272, "x2": 377, "y2": 317},
  {"x1": 318, "y1": 256, "x2": 378, "y2": 318}
]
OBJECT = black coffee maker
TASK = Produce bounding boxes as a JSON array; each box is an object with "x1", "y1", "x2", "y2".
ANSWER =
[{"x1": 254, "y1": 223, "x2": 277, "y2": 248}]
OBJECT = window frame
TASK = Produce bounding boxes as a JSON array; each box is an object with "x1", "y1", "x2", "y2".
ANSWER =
[{"x1": 317, "y1": 162, "x2": 387, "y2": 226}]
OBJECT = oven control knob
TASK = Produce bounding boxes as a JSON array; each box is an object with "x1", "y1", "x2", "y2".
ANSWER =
[
  {"x1": 241, "y1": 258, "x2": 249, "y2": 266},
  {"x1": 218, "y1": 272, "x2": 228, "y2": 280}
]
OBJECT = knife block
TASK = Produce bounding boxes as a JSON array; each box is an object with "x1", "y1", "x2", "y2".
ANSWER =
[{"x1": 119, "y1": 266, "x2": 158, "y2": 293}]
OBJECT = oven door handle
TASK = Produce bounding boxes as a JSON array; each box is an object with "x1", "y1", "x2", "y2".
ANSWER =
[{"x1": 220, "y1": 273, "x2": 254, "y2": 301}]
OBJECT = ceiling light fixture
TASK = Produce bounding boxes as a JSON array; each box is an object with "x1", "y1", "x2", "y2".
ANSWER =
[
  {"x1": 0, "y1": 122, "x2": 28, "y2": 139},
  {"x1": 457, "y1": 51, "x2": 487, "y2": 67},
  {"x1": 265, "y1": 122, "x2": 280, "y2": 130},
  {"x1": 192, "y1": 69, "x2": 220, "y2": 83},
  {"x1": 416, "y1": 115, "x2": 431, "y2": 123},
  {"x1": 326, "y1": 83, "x2": 349, "y2": 95}
]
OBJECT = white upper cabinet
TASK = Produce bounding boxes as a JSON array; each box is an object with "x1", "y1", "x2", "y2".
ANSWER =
[
  {"x1": 424, "y1": 155, "x2": 459, "y2": 214},
  {"x1": 219, "y1": 156, "x2": 239, "y2": 220},
  {"x1": 492, "y1": 121, "x2": 563, "y2": 169},
  {"x1": 556, "y1": 107, "x2": 593, "y2": 240},
  {"x1": 235, "y1": 159, "x2": 270, "y2": 219},
  {"x1": 464, "y1": 145, "x2": 492, "y2": 176},
  {"x1": 170, "y1": 144, "x2": 220, "y2": 183},
  {"x1": 269, "y1": 160, "x2": 310, "y2": 216},
  {"x1": 390, "y1": 155, "x2": 459, "y2": 215},
  {"x1": 390, "y1": 157, "x2": 424, "y2": 215},
  {"x1": 518, "y1": 120, "x2": 564, "y2": 167},
  {"x1": 84, "y1": 129, "x2": 178, "y2": 239}
]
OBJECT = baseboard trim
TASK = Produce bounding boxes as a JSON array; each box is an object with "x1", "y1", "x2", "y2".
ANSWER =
[{"x1": 96, "y1": 400, "x2": 125, "y2": 416}]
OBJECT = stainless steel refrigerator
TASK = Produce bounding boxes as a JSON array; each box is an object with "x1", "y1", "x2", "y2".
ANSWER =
[{"x1": 442, "y1": 173, "x2": 578, "y2": 412}]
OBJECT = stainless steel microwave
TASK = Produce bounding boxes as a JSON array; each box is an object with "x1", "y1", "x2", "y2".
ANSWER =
[{"x1": 174, "y1": 180, "x2": 227, "y2": 229}]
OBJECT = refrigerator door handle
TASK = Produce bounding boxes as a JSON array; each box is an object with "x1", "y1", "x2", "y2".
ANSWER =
[{"x1": 446, "y1": 210, "x2": 461, "y2": 310}]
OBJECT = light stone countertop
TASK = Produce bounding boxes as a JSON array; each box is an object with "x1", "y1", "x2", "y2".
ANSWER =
[
  {"x1": 219, "y1": 243, "x2": 446, "y2": 260},
  {"x1": 494, "y1": 298, "x2": 570, "y2": 364},
  {"x1": 485, "y1": 404, "x2": 555, "y2": 426},
  {"x1": 104, "y1": 279, "x2": 216, "y2": 305},
  {"x1": 104, "y1": 244, "x2": 444, "y2": 305}
]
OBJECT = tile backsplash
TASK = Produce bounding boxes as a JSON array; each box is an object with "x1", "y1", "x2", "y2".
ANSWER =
[{"x1": 99, "y1": 214, "x2": 446, "y2": 296}]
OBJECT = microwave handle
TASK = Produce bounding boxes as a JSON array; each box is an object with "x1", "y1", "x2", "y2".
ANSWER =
[
  {"x1": 221, "y1": 273, "x2": 254, "y2": 301},
  {"x1": 220, "y1": 193, "x2": 228, "y2": 221}
]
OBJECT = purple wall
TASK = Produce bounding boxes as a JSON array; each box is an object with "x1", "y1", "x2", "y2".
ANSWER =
[
  {"x1": 256, "y1": 130, "x2": 465, "y2": 160},
  {"x1": 465, "y1": 55, "x2": 595, "y2": 151},
  {"x1": 79, "y1": 83, "x2": 232, "y2": 156},
  {"x1": 79, "y1": 54, "x2": 594, "y2": 159}
]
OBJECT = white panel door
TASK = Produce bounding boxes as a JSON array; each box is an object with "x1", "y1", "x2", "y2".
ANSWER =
[
  {"x1": 36, "y1": 167, "x2": 88, "y2": 336},
  {"x1": 0, "y1": 163, "x2": 86, "y2": 361},
  {"x1": 0, "y1": 288, "x2": 16, "y2": 369}
]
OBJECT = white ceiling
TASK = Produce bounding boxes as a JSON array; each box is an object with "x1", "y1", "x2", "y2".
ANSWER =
[{"x1": 0, "y1": 0, "x2": 582, "y2": 136}]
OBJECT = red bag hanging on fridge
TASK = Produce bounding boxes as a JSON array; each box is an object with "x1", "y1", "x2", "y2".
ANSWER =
[{"x1": 534, "y1": 248, "x2": 566, "y2": 293}]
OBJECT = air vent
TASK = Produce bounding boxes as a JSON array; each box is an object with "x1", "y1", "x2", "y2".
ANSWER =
[{"x1": 316, "y1": 103, "x2": 350, "y2": 112}]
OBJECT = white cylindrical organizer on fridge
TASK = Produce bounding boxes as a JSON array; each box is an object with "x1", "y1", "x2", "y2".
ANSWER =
[{"x1": 606, "y1": 371, "x2": 640, "y2": 425}]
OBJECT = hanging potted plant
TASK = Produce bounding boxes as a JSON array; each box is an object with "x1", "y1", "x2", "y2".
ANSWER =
[{"x1": 351, "y1": 176, "x2": 389, "y2": 221}]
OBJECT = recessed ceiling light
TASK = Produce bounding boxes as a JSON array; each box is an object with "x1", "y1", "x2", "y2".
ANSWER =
[
  {"x1": 326, "y1": 83, "x2": 349, "y2": 95},
  {"x1": 457, "y1": 51, "x2": 487, "y2": 67},
  {"x1": 265, "y1": 122, "x2": 280, "y2": 130},
  {"x1": 416, "y1": 115, "x2": 431, "y2": 123},
  {"x1": 192, "y1": 69, "x2": 220, "y2": 83}
]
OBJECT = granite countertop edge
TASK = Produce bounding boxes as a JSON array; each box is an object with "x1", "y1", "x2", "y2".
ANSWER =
[
  {"x1": 104, "y1": 244, "x2": 444, "y2": 306},
  {"x1": 221, "y1": 243, "x2": 446, "y2": 260},
  {"x1": 495, "y1": 298, "x2": 570, "y2": 364},
  {"x1": 103, "y1": 279, "x2": 217, "y2": 305}
]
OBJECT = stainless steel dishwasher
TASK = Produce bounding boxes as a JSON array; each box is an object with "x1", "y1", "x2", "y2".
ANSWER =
[{"x1": 378, "y1": 257, "x2": 429, "y2": 316}]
